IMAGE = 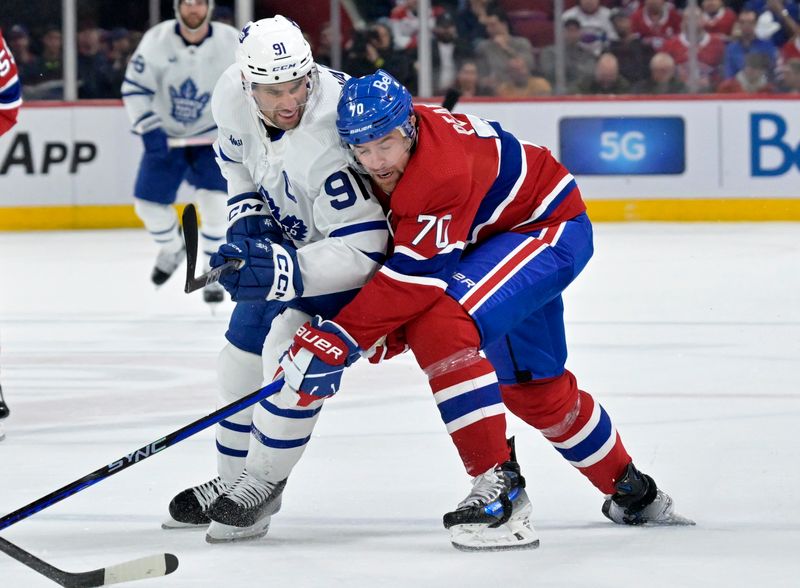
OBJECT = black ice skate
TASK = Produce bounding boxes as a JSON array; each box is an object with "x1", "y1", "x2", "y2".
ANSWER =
[
  {"x1": 151, "y1": 239, "x2": 185, "y2": 286},
  {"x1": 162, "y1": 476, "x2": 227, "y2": 529},
  {"x1": 443, "y1": 440, "x2": 539, "y2": 551},
  {"x1": 205, "y1": 470, "x2": 286, "y2": 543},
  {"x1": 602, "y1": 463, "x2": 695, "y2": 526},
  {"x1": 0, "y1": 384, "x2": 9, "y2": 442}
]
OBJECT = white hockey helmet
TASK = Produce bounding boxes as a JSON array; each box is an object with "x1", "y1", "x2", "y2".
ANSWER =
[
  {"x1": 236, "y1": 16, "x2": 315, "y2": 86},
  {"x1": 174, "y1": 0, "x2": 214, "y2": 33}
]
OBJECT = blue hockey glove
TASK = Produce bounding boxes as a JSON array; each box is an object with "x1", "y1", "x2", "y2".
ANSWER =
[
  {"x1": 225, "y1": 192, "x2": 285, "y2": 243},
  {"x1": 279, "y1": 317, "x2": 361, "y2": 405},
  {"x1": 210, "y1": 238, "x2": 302, "y2": 302},
  {"x1": 141, "y1": 127, "x2": 169, "y2": 159}
]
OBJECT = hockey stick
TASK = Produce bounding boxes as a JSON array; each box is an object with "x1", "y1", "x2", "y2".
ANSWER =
[
  {"x1": 182, "y1": 203, "x2": 241, "y2": 294},
  {"x1": 0, "y1": 536, "x2": 177, "y2": 587},
  {"x1": 0, "y1": 377, "x2": 284, "y2": 531},
  {"x1": 167, "y1": 136, "x2": 215, "y2": 148}
]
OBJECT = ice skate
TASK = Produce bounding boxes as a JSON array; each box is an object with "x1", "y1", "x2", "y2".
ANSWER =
[
  {"x1": 0, "y1": 387, "x2": 8, "y2": 442},
  {"x1": 202, "y1": 282, "x2": 225, "y2": 305},
  {"x1": 151, "y1": 239, "x2": 186, "y2": 286},
  {"x1": 602, "y1": 463, "x2": 695, "y2": 526},
  {"x1": 443, "y1": 453, "x2": 539, "y2": 551},
  {"x1": 162, "y1": 476, "x2": 227, "y2": 529},
  {"x1": 205, "y1": 470, "x2": 286, "y2": 543}
]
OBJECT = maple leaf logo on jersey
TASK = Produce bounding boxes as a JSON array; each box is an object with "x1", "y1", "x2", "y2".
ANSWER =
[
  {"x1": 258, "y1": 186, "x2": 309, "y2": 242},
  {"x1": 169, "y1": 78, "x2": 210, "y2": 125},
  {"x1": 239, "y1": 23, "x2": 251, "y2": 44}
]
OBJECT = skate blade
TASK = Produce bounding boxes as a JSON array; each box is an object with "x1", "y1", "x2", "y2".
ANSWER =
[
  {"x1": 205, "y1": 518, "x2": 271, "y2": 544},
  {"x1": 645, "y1": 512, "x2": 696, "y2": 526},
  {"x1": 449, "y1": 509, "x2": 539, "y2": 552},
  {"x1": 161, "y1": 517, "x2": 209, "y2": 530}
]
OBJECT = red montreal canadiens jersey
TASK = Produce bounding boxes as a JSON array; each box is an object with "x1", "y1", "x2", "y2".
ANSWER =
[
  {"x1": 0, "y1": 30, "x2": 22, "y2": 136},
  {"x1": 334, "y1": 105, "x2": 586, "y2": 349}
]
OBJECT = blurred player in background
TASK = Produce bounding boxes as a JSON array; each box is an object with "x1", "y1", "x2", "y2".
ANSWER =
[
  {"x1": 1, "y1": 28, "x2": 22, "y2": 440},
  {"x1": 121, "y1": 0, "x2": 238, "y2": 304},
  {"x1": 267, "y1": 70, "x2": 694, "y2": 550},
  {"x1": 162, "y1": 16, "x2": 388, "y2": 543}
]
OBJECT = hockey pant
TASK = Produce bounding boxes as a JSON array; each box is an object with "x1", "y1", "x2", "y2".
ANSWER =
[
  {"x1": 215, "y1": 307, "x2": 323, "y2": 485},
  {"x1": 424, "y1": 213, "x2": 632, "y2": 492}
]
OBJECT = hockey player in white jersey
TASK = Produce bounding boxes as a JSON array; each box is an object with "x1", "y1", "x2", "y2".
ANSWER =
[
  {"x1": 161, "y1": 16, "x2": 388, "y2": 542},
  {"x1": 122, "y1": 0, "x2": 238, "y2": 304}
]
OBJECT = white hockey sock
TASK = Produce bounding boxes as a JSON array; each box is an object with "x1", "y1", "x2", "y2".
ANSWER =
[
  {"x1": 194, "y1": 189, "x2": 227, "y2": 271},
  {"x1": 134, "y1": 198, "x2": 182, "y2": 252},
  {"x1": 216, "y1": 343, "x2": 264, "y2": 484}
]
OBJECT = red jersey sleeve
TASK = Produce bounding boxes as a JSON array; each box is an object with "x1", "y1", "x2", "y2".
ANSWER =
[{"x1": 0, "y1": 31, "x2": 22, "y2": 136}]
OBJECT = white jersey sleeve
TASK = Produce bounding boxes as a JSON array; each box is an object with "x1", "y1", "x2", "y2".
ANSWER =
[{"x1": 122, "y1": 21, "x2": 239, "y2": 139}]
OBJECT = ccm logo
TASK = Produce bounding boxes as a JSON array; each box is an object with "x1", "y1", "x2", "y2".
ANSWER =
[
  {"x1": 272, "y1": 253, "x2": 291, "y2": 299},
  {"x1": 273, "y1": 64, "x2": 296, "y2": 71},
  {"x1": 296, "y1": 325, "x2": 344, "y2": 361}
]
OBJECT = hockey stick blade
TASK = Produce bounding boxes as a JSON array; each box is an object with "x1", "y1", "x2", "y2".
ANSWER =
[
  {"x1": 0, "y1": 377, "x2": 284, "y2": 531},
  {"x1": 0, "y1": 536, "x2": 178, "y2": 587},
  {"x1": 182, "y1": 203, "x2": 241, "y2": 293}
]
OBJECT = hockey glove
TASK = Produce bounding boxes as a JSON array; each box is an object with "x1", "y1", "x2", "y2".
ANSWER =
[
  {"x1": 211, "y1": 238, "x2": 302, "y2": 302},
  {"x1": 279, "y1": 317, "x2": 361, "y2": 405},
  {"x1": 141, "y1": 127, "x2": 169, "y2": 159},
  {"x1": 225, "y1": 192, "x2": 285, "y2": 243}
]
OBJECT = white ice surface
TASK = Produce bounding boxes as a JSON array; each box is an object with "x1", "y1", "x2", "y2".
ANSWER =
[{"x1": 0, "y1": 223, "x2": 798, "y2": 587}]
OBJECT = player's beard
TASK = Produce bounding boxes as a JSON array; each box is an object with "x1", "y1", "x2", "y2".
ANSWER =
[
  {"x1": 262, "y1": 103, "x2": 306, "y2": 131},
  {"x1": 181, "y1": 12, "x2": 206, "y2": 30}
]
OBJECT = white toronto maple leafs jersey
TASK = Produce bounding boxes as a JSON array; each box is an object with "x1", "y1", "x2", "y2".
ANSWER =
[
  {"x1": 122, "y1": 20, "x2": 239, "y2": 139},
  {"x1": 212, "y1": 64, "x2": 389, "y2": 298}
]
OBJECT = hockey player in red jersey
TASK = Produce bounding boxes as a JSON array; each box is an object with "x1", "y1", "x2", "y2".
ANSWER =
[
  {"x1": 0, "y1": 28, "x2": 22, "y2": 137},
  {"x1": 269, "y1": 70, "x2": 694, "y2": 549}
]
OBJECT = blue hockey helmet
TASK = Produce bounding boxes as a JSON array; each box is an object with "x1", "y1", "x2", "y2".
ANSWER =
[{"x1": 336, "y1": 70, "x2": 415, "y2": 146}]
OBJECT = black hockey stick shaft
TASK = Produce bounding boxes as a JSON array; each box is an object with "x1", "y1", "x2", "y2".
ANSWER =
[
  {"x1": 0, "y1": 536, "x2": 178, "y2": 587},
  {"x1": 0, "y1": 378, "x2": 283, "y2": 532},
  {"x1": 182, "y1": 203, "x2": 241, "y2": 293}
]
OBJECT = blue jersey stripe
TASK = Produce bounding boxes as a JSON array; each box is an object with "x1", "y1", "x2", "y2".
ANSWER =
[
  {"x1": 122, "y1": 91, "x2": 155, "y2": 98},
  {"x1": 0, "y1": 81, "x2": 22, "y2": 104},
  {"x1": 363, "y1": 251, "x2": 386, "y2": 264},
  {"x1": 385, "y1": 248, "x2": 460, "y2": 278},
  {"x1": 554, "y1": 406, "x2": 613, "y2": 463},
  {"x1": 259, "y1": 399, "x2": 322, "y2": 419},
  {"x1": 251, "y1": 424, "x2": 310, "y2": 449},
  {"x1": 535, "y1": 179, "x2": 577, "y2": 224},
  {"x1": 468, "y1": 124, "x2": 523, "y2": 241},
  {"x1": 216, "y1": 441, "x2": 248, "y2": 458},
  {"x1": 219, "y1": 420, "x2": 251, "y2": 433},
  {"x1": 122, "y1": 77, "x2": 156, "y2": 94},
  {"x1": 436, "y1": 383, "x2": 502, "y2": 425},
  {"x1": 329, "y1": 220, "x2": 388, "y2": 238}
]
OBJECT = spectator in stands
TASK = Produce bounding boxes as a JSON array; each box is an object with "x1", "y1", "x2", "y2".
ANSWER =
[
  {"x1": 540, "y1": 18, "x2": 597, "y2": 93},
  {"x1": 608, "y1": 7, "x2": 654, "y2": 84},
  {"x1": 633, "y1": 51, "x2": 688, "y2": 93},
  {"x1": 104, "y1": 28, "x2": 132, "y2": 99},
  {"x1": 26, "y1": 25, "x2": 64, "y2": 99},
  {"x1": 724, "y1": 9, "x2": 779, "y2": 79},
  {"x1": 749, "y1": 0, "x2": 800, "y2": 48},
  {"x1": 632, "y1": 0, "x2": 682, "y2": 50},
  {"x1": 77, "y1": 23, "x2": 114, "y2": 99},
  {"x1": 448, "y1": 58, "x2": 494, "y2": 97},
  {"x1": 389, "y1": 0, "x2": 443, "y2": 51},
  {"x1": 717, "y1": 51, "x2": 777, "y2": 91},
  {"x1": 562, "y1": 0, "x2": 618, "y2": 56},
  {"x1": 456, "y1": 0, "x2": 498, "y2": 49},
  {"x1": 6, "y1": 25, "x2": 38, "y2": 91},
  {"x1": 430, "y1": 11, "x2": 473, "y2": 94},
  {"x1": 496, "y1": 55, "x2": 552, "y2": 97},
  {"x1": 777, "y1": 56, "x2": 800, "y2": 90},
  {"x1": 779, "y1": 30, "x2": 800, "y2": 61},
  {"x1": 213, "y1": 5, "x2": 235, "y2": 25},
  {"x1": 344, "y1": 22, "x2": 415, "y2": 92},
  {"x1": 475, "y1": 7, "x2": 535, "y2": 90},
  {"x1": 701, "y1": 0, "x2": 737, "y2": 38},
  {"x1": 577, "y1": 52, "x2": 631, "y2": 94},
  {"x1": 662, "y1": 7, "x2": 726, "y2": 90}
]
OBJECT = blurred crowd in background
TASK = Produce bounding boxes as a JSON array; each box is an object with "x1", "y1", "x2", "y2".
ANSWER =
[{"x1": 3, "y1": 0, "x2": 800, "y2": 100}]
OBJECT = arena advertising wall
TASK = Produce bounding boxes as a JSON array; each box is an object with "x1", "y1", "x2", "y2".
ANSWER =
[{"x1": 1, "y1": 96, "x2": 798, "y2": 230}]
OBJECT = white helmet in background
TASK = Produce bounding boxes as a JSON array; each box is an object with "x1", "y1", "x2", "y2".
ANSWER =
[
  {"x1": 174, "y1": 0, "x2": 215, "y2": 33},
  {"x1": 236, "y1": 15, "x2": 318, "y2": 126}
]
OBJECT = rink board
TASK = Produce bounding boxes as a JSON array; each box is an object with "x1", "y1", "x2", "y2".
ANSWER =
[{"x1": 0, "y1": 96, "x2": 799, "y2": 229}]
